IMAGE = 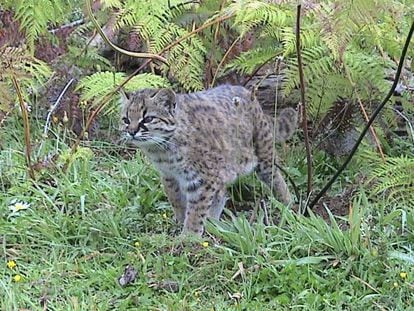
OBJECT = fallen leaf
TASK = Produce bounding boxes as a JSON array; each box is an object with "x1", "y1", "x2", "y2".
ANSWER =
[{"x1": 118, "y1": 265, "x2": 137, "y2": 287}]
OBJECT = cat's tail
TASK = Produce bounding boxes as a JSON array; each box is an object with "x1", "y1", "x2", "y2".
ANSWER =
[{"x1": 271, "y1": 107, "x2": 299, "y2": 143}]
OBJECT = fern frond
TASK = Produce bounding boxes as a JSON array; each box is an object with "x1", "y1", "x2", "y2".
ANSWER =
[
  {"x1": 76, "y1": 71, "x2": 170, "y2": 102},
  {"x1": 154, "y1": 23, "x2": 206, "y2": 91},
  {"x1": 343, "y1": 49, "x2": 392, "y2": 97},
  {"x1": 230, "y1": 0, "x2": 292, "y2": 35},
  {"x1": 309, "y1": 1, "x2": 357, "y2": 60},
  {"x1": 224, "y1": 47, "x2": 281, "y2": 75},
  {"x1": 66, "y1": 46, "x2": 113, "y2": 71},
  {"x1": 369, "y1": 155, "x2": 414, "y2": 207},
  {"x1": 306, "y1": 74, "x2": 353, "y2": 118},
  {"x1": 5, "y1": 0, "x2": 71, "y2": 53},
  {"x1": 100, "y1": 0, "x2": 123, "y2": 9},
  {"x1": 108, "y1": 0, "x2": 205, "y2": 90},
  {"x1": 283, "y1": 45, "x2": 335, "y2": 96},
  {"x1": 115, "y1": 0, "x2": 170, "y2": 31},
  {"x1": 0, "y1": 46, "x2": 51, "y2": 89},
  {"x1": 0, "y1": 45, "x2": 51, "y2": 118}
]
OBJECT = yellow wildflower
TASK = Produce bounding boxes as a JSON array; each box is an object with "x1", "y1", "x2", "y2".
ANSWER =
[
  {"x1": 393, "y1": 282, "x2": 399, "y2": 288},
  {"x1": 134, "y1": 241, "x2": 141, "y2": 247},
  {"x1": 400, "y1": 272, "x2": 408, "y2": 279},
  {"x1": 201, "y1": 241, "x2": 209, "y2": 248},
  {"x1": 7, "y1": 260, "x2": 16, "y2": 269},
  {"x1": 162, "y1": 213, "x2": 168, "y2": 219},
  {"x1": 13, "y1": 274, "x2": 22, "y2": 282}
]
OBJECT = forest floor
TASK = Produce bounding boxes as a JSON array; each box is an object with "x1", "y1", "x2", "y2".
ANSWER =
[{"x1": 1, "y1": 120, "x2": 414, "y2": 311}]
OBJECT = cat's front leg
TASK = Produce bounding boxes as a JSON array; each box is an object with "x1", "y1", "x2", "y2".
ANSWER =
[
  {"x1": 182, "y1": 179, "x2": 226, "y2": 236},
  {"x1": 161, "y1": 176, "x2": 187, "y2": 223}
]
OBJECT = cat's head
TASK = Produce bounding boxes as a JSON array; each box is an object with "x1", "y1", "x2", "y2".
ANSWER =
[{"x1": 120, "y1": 88, "x2": 176, "y2": 147}]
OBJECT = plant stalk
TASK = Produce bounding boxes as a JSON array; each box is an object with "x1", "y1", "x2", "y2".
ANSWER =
[
  {"x1": 295, "y1": 5, "x2": 313, "y2": 204},
  {"x1": 11, "y1": 75, "x2": 35, "y2": 180}
]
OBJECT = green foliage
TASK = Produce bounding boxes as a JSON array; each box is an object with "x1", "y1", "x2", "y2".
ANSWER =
[
  {"x1": 65, "y1": 46, "x2": 114, "y2": 71},
  {"x1": 77, "y1": 71, "x2": 170, "y2": 101},
  {"x1": 368, "y1": 155, "x2": 414, "y2": 207},
  {"x1": 223, "y1": 0, "x2": 411, "y2": 121},
  {"x1": 0, "y1": 46, "x2": 51, "y2": 114},
  {"x1": 76, "y1": 71, "x2": 170, "y2": 116},
  {"x1": 293, "y1": 193, "x2": 365, "y2": 257},
  {"x1": 1, "y1": 114, "x2": 414, "y2": 309},
  {"x1": 100, "y1": 0, "x2": 206, "y2": 91},
  {"x1": 2, "y1": 0, "x2": 81, "y2": 53},
  {"x1": 154, "y1": 24, "x2": 206, "y2": 91},
  {"x1": 230, "y1": 0, "x2": 292, "y2": 35},
  {"x1": 206, "y1": 211, "x2": 267, "y2": 257},
  {"x1": 1, "y1": 1, "x2": 413, "y2": 309},
  {"x1": 225, "y1": 47, "x2": 281, "y2": 75}
]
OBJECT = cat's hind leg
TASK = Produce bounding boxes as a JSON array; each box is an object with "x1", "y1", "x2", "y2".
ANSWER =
[{"x1": 254, "y1": 119, "x2": 292, "y2": 204}]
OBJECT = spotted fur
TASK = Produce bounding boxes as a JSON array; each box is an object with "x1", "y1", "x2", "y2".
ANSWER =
[{"x1": 120, "y1": 85, "x2": 297, "y2": 236}]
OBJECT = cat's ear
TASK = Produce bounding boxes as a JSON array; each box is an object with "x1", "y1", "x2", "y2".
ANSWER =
[
  {"x1": 119, "y1": 89, "x2": 130, "y2": 106},
  {"x1": 154, "y1": 88, "x2": 176, "y2": 114}
]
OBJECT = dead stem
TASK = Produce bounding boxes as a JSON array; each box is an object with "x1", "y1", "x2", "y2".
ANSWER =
[{"x1": 11, "y1": 75, "x2": 35, "y2": 179}]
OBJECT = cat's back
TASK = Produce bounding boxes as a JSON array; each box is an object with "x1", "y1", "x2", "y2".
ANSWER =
[
  {"x1": 173, "y1": 85, "x2": 260, "y2": 179},
  {"x1": 174, "y1": 85, "x2": 259, "y2": 140},
  {"x1": 176, "y1": 85, "x2": 255, "y2": 114}
]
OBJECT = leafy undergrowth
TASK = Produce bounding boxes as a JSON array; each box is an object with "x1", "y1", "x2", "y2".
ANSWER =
[{"x1": 1, "y1": 123, "x2": 413, "y2": 310}]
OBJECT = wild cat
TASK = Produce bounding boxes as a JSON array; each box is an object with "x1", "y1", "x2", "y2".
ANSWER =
[{"x1": 120, "y1": 85, "x2": 297, "y2": 235}]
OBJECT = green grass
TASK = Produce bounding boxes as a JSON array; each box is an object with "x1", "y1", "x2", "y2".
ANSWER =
[{"x1": 1, "y1": 118, "x2": 414, "y2": 310}]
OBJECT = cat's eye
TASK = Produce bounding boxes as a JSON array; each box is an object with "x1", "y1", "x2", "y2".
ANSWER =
[
  {"x1": 142, "y1": 116, "x2": 154, "y2": 123},
  {"x1": 122, "y1": 117, "x2": 130, "y2": 125}
]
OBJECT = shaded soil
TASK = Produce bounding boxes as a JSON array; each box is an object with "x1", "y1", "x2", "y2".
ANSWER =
[
  {"x1": 306, "y1": 186, "x2": 355, "y2": 219},
  {"x1": 228, "y1": 184, "x2": 356, "y2": 223}
]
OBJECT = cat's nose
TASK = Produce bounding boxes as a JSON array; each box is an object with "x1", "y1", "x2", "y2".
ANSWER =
[{"x1": 128, "y1": 130, "x2": 138, "y2": 137}]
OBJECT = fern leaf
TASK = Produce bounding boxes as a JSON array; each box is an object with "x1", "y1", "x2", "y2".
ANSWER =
[
  {"x1": 154, "y1": 23, "x2": 206, "y2": 91},
  {"x1": 343, "y1": 50, "x2": 392, "y2": 96},
  {"x1": 76, "y1": 71, "x2": 170, "y2": 102},
  {"x1": 100, "y1": 0, "x2": 123, "y2": 9},
  {"x1": 366, "y1": 154, "x2": 414, "y2": 207},
  {"x1": 109, "y1": 0, "x2": 205, "y2": 91},
  {"x1": 9, "y1": 0, "x2": 68, "y2": 53},
  {"x1": 224, "y1": 47, "x2": 281, "y2": 75}
]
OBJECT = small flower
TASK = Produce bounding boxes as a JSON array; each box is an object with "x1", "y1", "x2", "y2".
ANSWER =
[
  {"x1": 62, "y1": 111, "x2": 69, "y2": 124},
  {"x1": 52, "y1": 115, "x2": 59, "y2": 123},
  {"x1": 24, "y1": 102, "x2": 31, "y2": 112},
  {"x1": 9, "y1": 201, "x2": 30, "y2": 213},
  {"x1": 393, "y1": 282, "x2": 399, "y2": 288},
  {"x1": 400, "y1": 272, "x2": 408, "y2": 279},
  {"x1": 7, "y1": 260, "x2": 17, "y2": 269},
  {"x1": 201, "y1": 241, "x2": 209, "y2": 248},
  {"x1": 162, "y1": 213, "x2": 167, "y2": 219},
  {"x1": 134, "y1": 241, "x2": 141, "y2": 248},
  {"x1": 18, "y1": 102, "x2": 31, "y2": 113},
  {"x1": 13, "y1": 274, "x2": 22, "y2": 282}
]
